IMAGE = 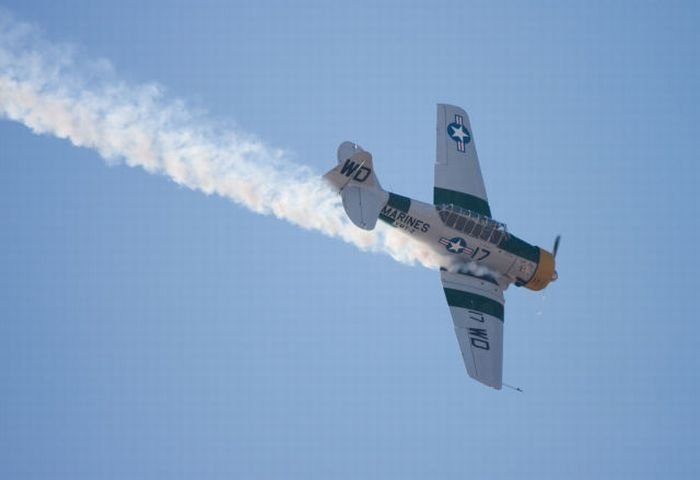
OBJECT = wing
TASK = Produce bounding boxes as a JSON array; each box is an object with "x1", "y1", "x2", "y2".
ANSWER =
[
  {"x1": 434, "y1": 104, "x2": 492, "y2": 218},
  {"x1": 440, "y1": 270, "x2": 505, "y2": 389}
]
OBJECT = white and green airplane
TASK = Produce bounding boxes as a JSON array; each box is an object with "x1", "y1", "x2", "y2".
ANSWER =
[{"x1": 323, "y1": 104, "x2": 559, "y2": 390}]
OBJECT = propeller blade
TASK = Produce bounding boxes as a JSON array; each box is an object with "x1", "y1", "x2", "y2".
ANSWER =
[{"x1": 552, "y1": 235, "x2": 561, "y2": 259}]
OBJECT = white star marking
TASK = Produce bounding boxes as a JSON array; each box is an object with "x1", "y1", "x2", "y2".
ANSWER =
[
  {"x1": 449, "y1": 124, "x2": 469, "y2": 142},
  {"x1": 449, "y1": 239, "x2": 464, "y2": 252}
]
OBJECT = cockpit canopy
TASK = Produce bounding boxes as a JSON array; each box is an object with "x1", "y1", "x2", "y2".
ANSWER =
[{"x1": 436, "y1": 204, "x2": 509, "y2": 246}]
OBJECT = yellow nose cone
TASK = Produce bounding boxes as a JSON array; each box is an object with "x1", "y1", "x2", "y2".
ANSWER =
[{"x1": 524, "y1": 248, "x2": 555, "y2": 291}]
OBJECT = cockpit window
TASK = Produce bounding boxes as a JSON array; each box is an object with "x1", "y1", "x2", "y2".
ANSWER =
[
  {"x1": 463, "y1": 218, "x2": 476, "y2": 235},
  {"x1": 480, "y1": 224, "x2": 494, "y2": 241},
  {"x1": 435, "y1": 204, "x2": 509, "y2": 246},
  {"x1": 490, "y1": 229, "x2": 504, "y2": 244},
  {"x1": 446, "y1": 213, "x2": 459, "y2": 228},
  {"x1": 471, "y1": 222, "x2": 483, "y2": 237}
]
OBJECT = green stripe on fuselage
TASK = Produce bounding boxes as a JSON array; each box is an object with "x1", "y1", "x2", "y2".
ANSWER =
[
  {"x1": 443, "y1": 288, "x2": 504, "y2": 321},
  {"x1": 378, "y1": 192, "x2": 411, "y2": 225},
  {"x1": 433, "y1": 187, "x2": 491, "y2": 218},
  {"x1": 387, "y1": 192, "x2": 411, "y2": 212},
  {"x1": 498, "y1": 235, "x2": 540, "y2": 263}
]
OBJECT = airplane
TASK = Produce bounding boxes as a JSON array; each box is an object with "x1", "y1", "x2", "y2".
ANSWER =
[{"x1": 323, "y1": 104, "x2": 559, "y2": 390}]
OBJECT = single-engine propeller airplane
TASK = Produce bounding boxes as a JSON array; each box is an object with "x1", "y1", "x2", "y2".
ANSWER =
[{"x1": 323, "y1": 104, "x2": 559, "y2": 390}]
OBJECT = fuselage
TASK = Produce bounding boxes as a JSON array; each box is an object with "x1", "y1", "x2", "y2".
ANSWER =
[{"x1": 378, "y1": 192, "x2": 555, "y2": 290}]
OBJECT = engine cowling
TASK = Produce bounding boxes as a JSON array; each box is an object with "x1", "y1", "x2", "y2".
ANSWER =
[{"x1": 524, "y1": 248, "x2": 556, "y2": 291}]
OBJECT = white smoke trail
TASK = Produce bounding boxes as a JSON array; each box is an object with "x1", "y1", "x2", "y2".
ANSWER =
[{"x1": 0, "y1": 13, "x2": 443, "y2": 268}]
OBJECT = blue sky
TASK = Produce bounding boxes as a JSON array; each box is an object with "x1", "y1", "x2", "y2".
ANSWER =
[{"x1": 1, "y1": 1, "x2": 698, "y2": 478}]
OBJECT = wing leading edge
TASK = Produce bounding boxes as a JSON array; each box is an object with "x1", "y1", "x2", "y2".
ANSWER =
[
  {"x1": 440, "y1": 270, "x2": 505, "y2": 389},
  {"x1": 434, "y1": 104, "x2": 492, "y2": 218}
]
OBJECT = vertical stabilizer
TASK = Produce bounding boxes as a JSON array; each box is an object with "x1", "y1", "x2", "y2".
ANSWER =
[{"x1": 323, "y1": 142, "x2": 388, "y2": 230}]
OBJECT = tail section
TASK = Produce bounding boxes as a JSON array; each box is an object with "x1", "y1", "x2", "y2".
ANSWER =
[
  {"x1": 324, "y1": 141, "x2": 381, "y2": 190},
  {"x1": 323, "y1": 142, "x2": 388, "y2": 230}
]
